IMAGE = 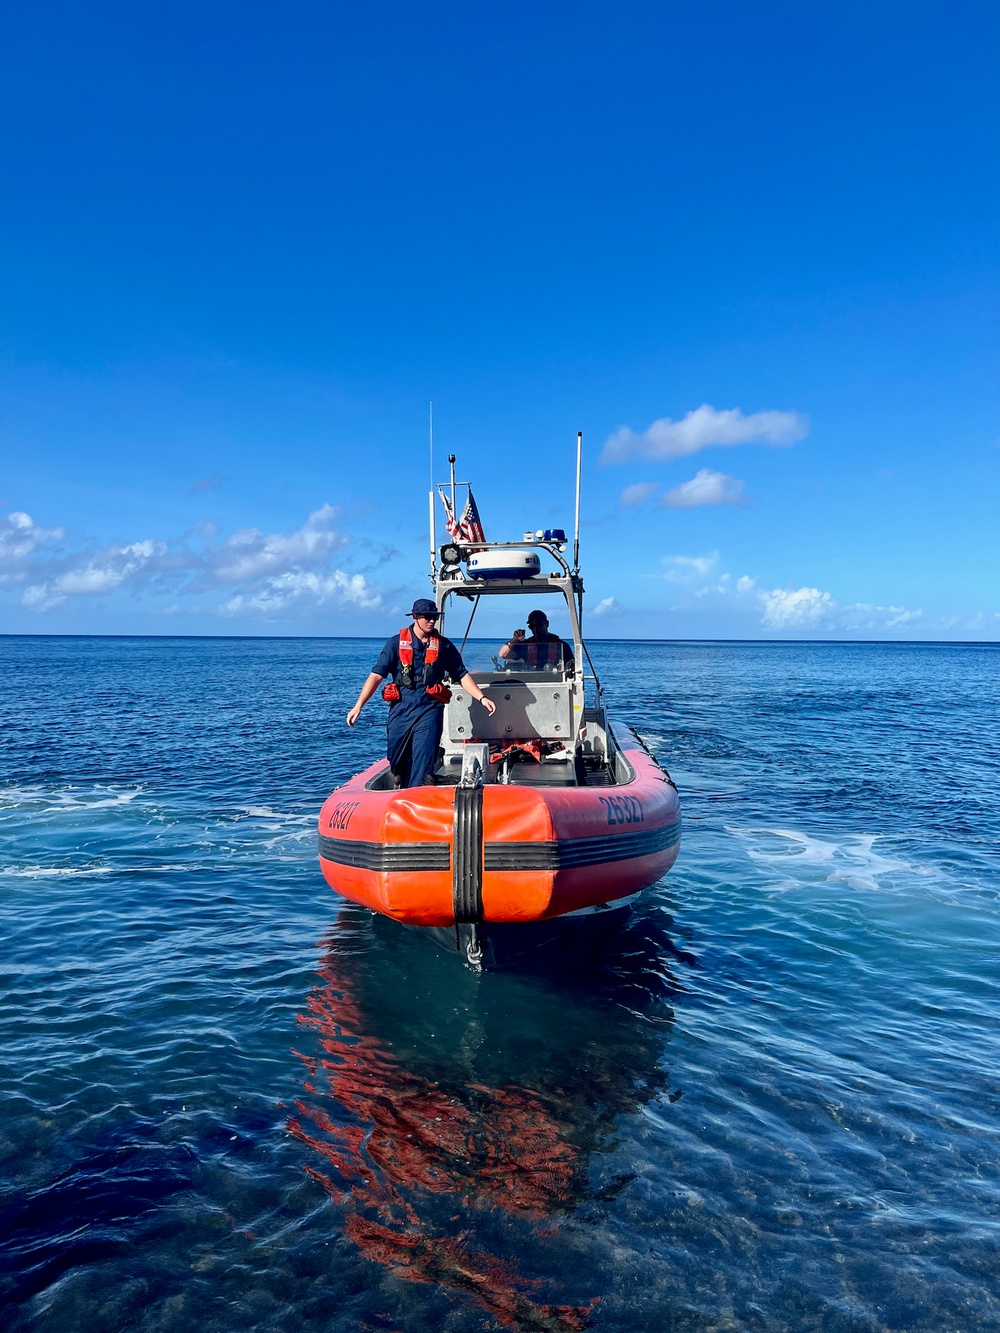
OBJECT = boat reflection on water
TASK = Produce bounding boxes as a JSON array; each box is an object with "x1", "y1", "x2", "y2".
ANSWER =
[{"x1": 288, "y1": 902, "x2": 685, "y2": 1331}]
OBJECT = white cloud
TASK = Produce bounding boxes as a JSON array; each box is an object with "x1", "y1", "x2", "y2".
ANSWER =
[
  {"x1": 590, "y1": 596, "x2": 623, "y2": 617},
  {"x1": 619, "y1": 482, "x2": 659, "y2": 508},
  {"x1": 212, "y1": 504, "x2": 346, "y2": 582},
  {"x1": 0, "y1": 511, "x2": 64, "y2": 584},
  {"x1": 602, "y1": 404, "x2": 809, "y2": 464},
  {"x1": 836, "y1": 603, "x2": 924, "y2": 631},
  {"x1": 760, "y1": 586, "x2": 836, "y2": 628},
  {"x1": 16, "y1": 503, "x2": 384, "y2": 618},
  {"x1": 24, "y1": 537, "x2": 175, "y2": 609},
  {"x1": 694, "y1": 571, "x2": 753, "y2": 598},
  {"x1": 662, "y1": 469, "x2": 745, "y2": 508},
  {"x1": 27, "y1": 539, "x2": 168, "y2": 607},
  {"x1": 659, "y1": 552, "x2": 720, "y2": 583},
  {"x1": 54, "y1": 569, "x2": 127, "y2": 595},
  {"x1": 759, "y1": 586, "x2": 924, "y2": 632},
  {"x1": 665, "y1": 556, "x2": 929, "y2": 635},
  {"x1": 222, "y1": 570, "x2": 381, "y2": 616}
]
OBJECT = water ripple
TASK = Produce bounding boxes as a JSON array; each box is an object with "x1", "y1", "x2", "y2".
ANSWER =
[{"x1": 1, "y1": 637, "x2": 999, "y2": 1331}]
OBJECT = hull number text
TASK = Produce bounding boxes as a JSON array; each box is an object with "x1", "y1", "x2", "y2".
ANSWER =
[
  {"x1": 328, "y1": 801, "x2": 360, "y2": 832},
  {"x1": 599, "y1": 795, "x2": 644, "y2": 826}
]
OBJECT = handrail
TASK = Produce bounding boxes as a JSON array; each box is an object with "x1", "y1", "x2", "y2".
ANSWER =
[
  {"x1": 459, "y1": 594, "x2": 481, "y2": 653},
  {"x1": 581, "y1": 641, "x2": 603, "y2": 705}
]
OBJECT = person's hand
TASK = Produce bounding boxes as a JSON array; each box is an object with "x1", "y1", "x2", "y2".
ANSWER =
[
  {"x1": 511, "y1": 628, "x2": 525, "y2": 643},
  {"x1": 346, "y1": 704, "x2": 362, "y2": 726},
  {"x1": 479, "y1": 696, "x2": 497, "y2": 716}
]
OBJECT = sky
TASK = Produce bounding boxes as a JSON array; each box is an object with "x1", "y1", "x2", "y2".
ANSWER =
[{"x1": 1, "y1": 0, "x2": 997, "y2": 640}]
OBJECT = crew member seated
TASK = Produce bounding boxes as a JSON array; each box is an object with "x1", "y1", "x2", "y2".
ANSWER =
[{"x1": 498, "y1": 609, "x2": 575, "y2": 670}]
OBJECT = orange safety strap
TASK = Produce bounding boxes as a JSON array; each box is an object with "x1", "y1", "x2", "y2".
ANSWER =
[{"x1": 489, "y1": 739, "x2": 546, "y2": 764}]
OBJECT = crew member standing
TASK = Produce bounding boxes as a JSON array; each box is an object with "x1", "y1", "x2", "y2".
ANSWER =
[{"x1": 346, "y1": 599, "x2": 496, "y2": 787}]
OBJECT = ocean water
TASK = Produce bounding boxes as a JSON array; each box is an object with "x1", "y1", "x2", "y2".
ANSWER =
[{"x1": 1, "y1": 635, "x2": 999, "y2": 1333}]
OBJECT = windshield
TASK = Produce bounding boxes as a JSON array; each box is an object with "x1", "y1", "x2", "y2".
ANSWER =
[{"x1": 439, "y1": 593, "x2": 578, "y2": 675}]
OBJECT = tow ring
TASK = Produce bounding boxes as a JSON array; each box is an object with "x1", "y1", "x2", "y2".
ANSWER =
[{"x1": 466, "y1": 929, "x2": 483, "y2": 970}]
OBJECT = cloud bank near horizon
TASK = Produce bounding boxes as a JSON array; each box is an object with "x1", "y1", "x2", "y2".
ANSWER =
[
  {"x1": 4, "y1": 507, "x2": 995, "y2": 640},
  {"x1": 579, "y1": 550, "x2": 965, "y2": 635},
  {"x1": 2, "y1": 505, "x2": 387, "y2": 618},
  {"x1": 683, "y1": 558, "x2": 927, "y2": 632}
]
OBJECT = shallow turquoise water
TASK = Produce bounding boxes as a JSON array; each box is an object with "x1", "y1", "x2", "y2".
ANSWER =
[{"x1": 1, "y1": 636, "x2": 998, "y2": 1331}]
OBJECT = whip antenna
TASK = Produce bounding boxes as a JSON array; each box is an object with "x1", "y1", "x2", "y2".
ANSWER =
[
  {"x1": 573, "y1": 430, "x2": 582, "y2": 573},
  {"x1": 428, "y1": 402, "x2": 436, "y2": 579}
]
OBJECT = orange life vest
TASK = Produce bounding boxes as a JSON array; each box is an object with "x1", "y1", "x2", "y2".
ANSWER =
[
  {"x1": 523, "y1": 636, "x2": 562, "y2": 667},
  {"x1": 382, "y1": 626, "x2": 451, "y2": 703}
]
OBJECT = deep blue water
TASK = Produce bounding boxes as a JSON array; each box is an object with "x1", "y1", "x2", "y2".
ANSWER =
[{"x1": 1, "y1": 636, "x2": 999, "y2": 1332}]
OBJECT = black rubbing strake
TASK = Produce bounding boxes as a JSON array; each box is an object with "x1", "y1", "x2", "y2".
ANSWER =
[
  {"x1": 452, "y1": 785, "x2": 484, "y2": 922},
  {"x1": 318, "y1": 834, "x2": 450, "y2": 871},
  {"x1": 483, "y1": 821, "x2": 680, "y2": 871},
  {"x1": 320, "y1": 819, "x2": 679, "y2": 877}
]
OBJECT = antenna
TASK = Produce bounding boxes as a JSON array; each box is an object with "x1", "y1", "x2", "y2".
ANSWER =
[
  {"x1": 428, "y1": 402, "x2": 436, "y2": 579},
  {"x1": 449, "y1": 453, "x2": 457, "y2": 524},
  {"x1": 573, "y1": 431, "x2": 582, "y2": 572}
]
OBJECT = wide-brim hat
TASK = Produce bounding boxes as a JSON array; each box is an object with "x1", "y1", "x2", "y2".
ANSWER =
[{"x1": 408, "y1": 598, "x2": 440, "y2": 618}]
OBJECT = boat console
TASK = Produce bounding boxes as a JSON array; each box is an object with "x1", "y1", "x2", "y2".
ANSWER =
[{"x1": 446, "y1": 674, "x2": 576, "y2": 746}]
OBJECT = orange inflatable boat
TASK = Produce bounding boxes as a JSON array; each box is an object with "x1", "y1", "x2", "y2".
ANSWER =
[{"x1": 318, "y1": 451, "x2": 681, "y2": 965}]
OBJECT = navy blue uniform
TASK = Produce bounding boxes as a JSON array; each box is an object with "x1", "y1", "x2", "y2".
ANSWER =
[{"x1": 372, "y1": 631, "x2": 467, "y2": 787}]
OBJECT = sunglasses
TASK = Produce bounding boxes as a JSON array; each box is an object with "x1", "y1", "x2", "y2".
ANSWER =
[{"x1": 415, "y1": 613, "x2": 439, "y2": 622}]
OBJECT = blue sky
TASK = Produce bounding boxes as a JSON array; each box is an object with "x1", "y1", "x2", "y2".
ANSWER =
[{"x1": 2, "y1": 0, "x2": 997, "y2": 639}]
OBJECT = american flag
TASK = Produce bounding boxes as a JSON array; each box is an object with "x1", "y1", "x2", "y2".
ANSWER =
[{"x1": 443, "y1": 487, "x2": 486, "y2": 544}]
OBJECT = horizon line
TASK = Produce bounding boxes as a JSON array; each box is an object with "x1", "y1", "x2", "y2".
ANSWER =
[{"x1": 1, "y1": 633, "x2": 998, "y2": 647}]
